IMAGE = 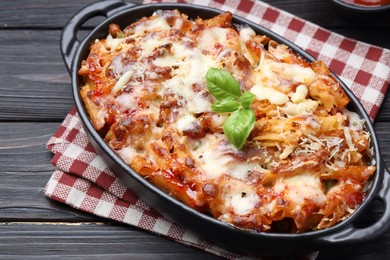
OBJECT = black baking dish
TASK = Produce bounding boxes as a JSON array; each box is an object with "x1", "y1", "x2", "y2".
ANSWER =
[{"x1": 60, "y1": 0, "x2": 390, "y2": 255}]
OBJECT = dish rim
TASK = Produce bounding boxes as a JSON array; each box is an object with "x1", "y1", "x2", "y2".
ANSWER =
[{"x1": 62, "y1": 1, "x2": 389, "y2": 252}]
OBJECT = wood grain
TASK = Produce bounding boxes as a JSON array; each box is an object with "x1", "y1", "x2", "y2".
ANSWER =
[
  {"x1": 0, "y1": 122, "x2": 95, "y2": 221},
  {"x1": 0, "y1": 1, "x2": 389, "y2": 259},
  {"x1": 0, "y1": 30, "x2": 73, "y2": 121},
  {"x1": 0, "y1": 0, "x2": 389, "y2": 29},
  {"x1": 376, "y1": 94, "x2": 390, "y2": 122},
  {"x1": 0, "y1": 0, "x2": 97, "y2": 29},
  {"x1": 0, "y1": 0, "x2": 389, "y2": 44},
  {"x1": 0, "y1": 223, "x2": 219, "y2": 259}
]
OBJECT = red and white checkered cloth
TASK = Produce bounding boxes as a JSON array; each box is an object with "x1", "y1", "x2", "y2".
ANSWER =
[{"x1": 45, "y1": 0, "x2": 390, "y2": 259}]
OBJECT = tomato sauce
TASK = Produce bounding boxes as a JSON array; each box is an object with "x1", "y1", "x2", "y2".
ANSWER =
[{"x1": 342, "y1": 0, "x2": 390, "y2": 6}]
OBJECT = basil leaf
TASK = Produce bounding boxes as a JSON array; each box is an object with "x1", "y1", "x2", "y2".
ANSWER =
[
  {"x1": 205, "y1": 67, "x2": 257, "y2": 150},
  {"x1": 206, "y1": 67, "x2": 241, "y2": 101},
  {"x1": 239, "y1": 91, "x2": 256, "y2": 109},
  {"x1": 223, "y1": 109, "x2": 256, "y2": 149},
  {"x1": 211, "y1": 100, "x2": 240, "y2": 113}
]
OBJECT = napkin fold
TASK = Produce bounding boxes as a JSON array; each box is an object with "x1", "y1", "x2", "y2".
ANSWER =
[{"x1": 45, "y1": 0, "x2": 390, "y2": 259}]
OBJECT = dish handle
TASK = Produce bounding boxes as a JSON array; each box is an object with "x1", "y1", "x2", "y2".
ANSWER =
[
  {"x1": 60, "y1": 0, "x2": 135, "y2": 73},
  {"x1": 315, "y1": 166, "x2": 390, "y2": 245}
]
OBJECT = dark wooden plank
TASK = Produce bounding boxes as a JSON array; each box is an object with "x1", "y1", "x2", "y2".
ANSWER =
[
  {"x1": 0, "y1": 0, "x2": 389, "y2": 49},
  {"x1": 268, "y1": 0, "x2": 390, "y2": 27},
  {"x1": 374, "y1": 122, "x2": 390, "y2": 160},
  {"x1": 0, "y1": 30, "x2": 73, "y2": 121},
  {"x1": 0, "y1": 122, "x2": 102, "y2": 221},
  {"x1": 266, "y1": 1, "x2": 390, "y2": 48},
  {"x1": 0, "y1": 0, "x2": 97, "y2": 28},
  {"x1": 0, "y1": 24, "x2": 388, "y2": 122},
  {"x1": 0, "y1": 0, "x2": 388, "y2": 29},
  {"x1": 0, "y1": 223, "x2": 219, "y2": 259},
  {"x1": 0, "y1": 1, "x2": 388, "y2": 259},
  {"x1": 0, "y1": 122, "x2": 58, "y2": 171},
  {"x1": 376, "y1": 93, "x2": 390, "y2": 122},
  {"x1": 1, "y1": 221, "x2": 390, "y2": 260}
]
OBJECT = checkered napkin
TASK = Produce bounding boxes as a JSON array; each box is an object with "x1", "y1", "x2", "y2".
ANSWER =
[{"x1": 45, "y1": 0, "x2": 390, "y2": 259}]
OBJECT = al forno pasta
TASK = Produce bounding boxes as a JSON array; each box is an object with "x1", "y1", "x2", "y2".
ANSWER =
[{"x1": 78, "y1": 10, "x2": 375, "y2": 233}]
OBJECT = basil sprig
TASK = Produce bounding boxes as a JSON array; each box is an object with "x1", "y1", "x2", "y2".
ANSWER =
[{"x1": 206, "y1": 67, "x2": 256, "y2": 149}]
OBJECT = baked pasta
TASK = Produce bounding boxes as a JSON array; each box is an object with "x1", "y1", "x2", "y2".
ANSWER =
[{"x1": 78, "y1": 10, "x2": 376, "y2": 233}]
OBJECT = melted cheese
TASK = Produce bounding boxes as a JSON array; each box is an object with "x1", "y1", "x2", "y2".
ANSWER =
[
  {"x1": 115, "y1": 93, "x2": 137, "y2": 111},
  {"x1": 177, "y1": 114, "x2": 197, "y2": 132},
  {"x1": 112, "y1": 71, "x2": 133, "y2": 95},
  {"x1": 281, "y1": 173, "x2": 326, "y2": 207},
  {"x1": 291, "y1": 84, "x2": 308, "y2": 103},
  {"x1": 274, "y1": 62, "x2": 316, "y2": 84},
  {"x1": 282, "y1": 100, "x2": 319, "y2": 116},
  {"x1": 230, "y1": 190, "x2": 259, "y2": 215},
  {"x1": 239, "y1": 27, "x2": 256, "y2": 43},
  {"x1": 197, "y1": 28, "x2": 229, "y2": 51},
  {"x1": 187, "y1": 134, "x2": 261, "y2": 180},
  {"x1": 141, "y1": 35, "x2": 170, "y2": 58},
  {"x1": 105, "y1": 34, "x2": 123, "y2": 51},
  {"x1": 250, "y1": 84, "x2": 289, "y2": 105},
  {"x1": 132, "y1": 15, "x2": 171, "y2": 36},
  {"x1": 117, "y1": 146, "x2": 143, "y2": 164},
  {"x1": 255, "y1": 59, "x2": 316, "y2": 87},
  {"x1": 343, "y1": 109, "x2": 366, "y2": 131},
  {"x1": 155, "y1": 41, "x2": 219, "y2": 114}
]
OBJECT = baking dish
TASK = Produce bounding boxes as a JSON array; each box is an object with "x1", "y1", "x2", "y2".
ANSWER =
[{"x1": 60, "y1": 0, "x2": 390, "y2": 255}]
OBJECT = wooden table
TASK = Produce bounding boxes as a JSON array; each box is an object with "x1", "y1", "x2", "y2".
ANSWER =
[{"x1": 1, "y1": 0, "x2": 389, "y2": 259}]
